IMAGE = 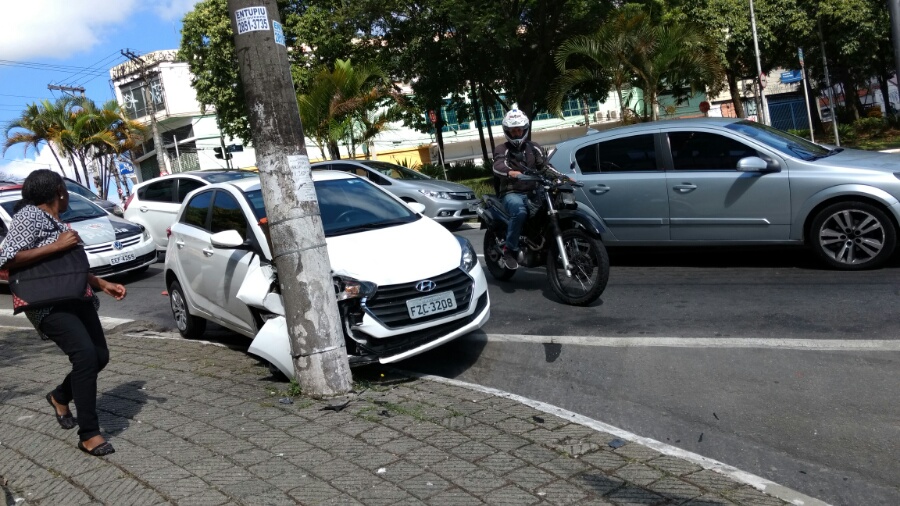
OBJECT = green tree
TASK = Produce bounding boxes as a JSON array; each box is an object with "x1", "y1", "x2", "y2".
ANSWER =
[
  {"x1": 297, "y1": 59, "x2": 400, "y2": 159},
  {"x1": 3, "y1": 98, "x2": 72, "y2": 178},
  {"x1": 179, "y1": 0, "x2": 381, "y2": 145}
]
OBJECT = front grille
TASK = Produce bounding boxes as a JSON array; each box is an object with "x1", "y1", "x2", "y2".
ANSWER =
[
  {"x1": 448, "y1": 192, "x2": 475, "y2": 201},
  {"x1": 353, "y1": 292, "x2": 488, "y2": 357},
  {"x1": 84, "y1": 234, "x2": 142, "y2": 254},
  {"x1": 363, "y1": 268, "x2": 474, "y2": 328},
  {"x1": 91, "y1": 251, "x2": 157, "y2": 277}
]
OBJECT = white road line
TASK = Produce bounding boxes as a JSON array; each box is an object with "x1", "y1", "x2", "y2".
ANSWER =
[
  {"x1": 409, "y1": 371, "x2": 830, "y2": 506},
  {"x1": 0, "y1": 309, "x2": 133, "y2": 332},
  {"x1": 473, "y1": 333, "x2": 900, "y2": 352}
]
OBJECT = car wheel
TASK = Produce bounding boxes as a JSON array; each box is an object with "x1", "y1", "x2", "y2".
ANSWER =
[
  {"x1": 168, "y1": 280, "x2": 207, "y2": 338},
  {"x1": 808, "y1": 201, "x2": 897, "y2": 270}
]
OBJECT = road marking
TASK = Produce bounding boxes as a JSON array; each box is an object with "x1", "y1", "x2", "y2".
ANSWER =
[
  {"x1": 0, "y1": 309, "x2": 133, "y2": 332},
  {"x1": 407, "y1": 370, "x2": 830, "y2": 506},
  {"x1": 473, "y1": 333, "x2": 900, "y2": 352}
]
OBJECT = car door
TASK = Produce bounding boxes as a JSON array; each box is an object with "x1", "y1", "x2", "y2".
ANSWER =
[
  {"x1": 172, "y1": 190, "x2": 215, "y2": 315},
  {"x1": 136, "y1": 179, "x2": 179, "y2": 249},
  {"x1": 206, "y1": 189, "x2": 256, "y2": 333},
  {"x1": 570, "y1": 133, "x2": 670, "y2": 241},
  {"x1": 663, "y1": 129, "x2": 791, "y2": 241}
]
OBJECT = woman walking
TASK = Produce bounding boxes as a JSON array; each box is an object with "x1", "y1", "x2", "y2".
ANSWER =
[{"x1": 0, "y1": 169, "x2": 126, "y2": 456}]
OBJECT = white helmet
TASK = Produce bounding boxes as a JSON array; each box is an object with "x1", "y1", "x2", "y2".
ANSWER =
[{"x1": 502, "y1": 108, "x2": 530, "y2": 148}]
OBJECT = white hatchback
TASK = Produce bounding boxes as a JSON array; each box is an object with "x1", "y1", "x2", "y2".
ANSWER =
[{"x1": 164, "y1": 171, "x2": 490, "y2": 378}]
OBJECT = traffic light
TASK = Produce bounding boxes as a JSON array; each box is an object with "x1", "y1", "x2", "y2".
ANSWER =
[{"x1": 213, "y1": 147, "x2": 232, "y2": 160}]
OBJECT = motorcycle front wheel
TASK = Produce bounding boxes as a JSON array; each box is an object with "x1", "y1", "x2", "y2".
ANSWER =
[
  {"x1": 546, "y1": 229, "x2": 609, "y2": 306},
  {"x1": 483, "y1": 228, "x2": 517, "y2": 281}
]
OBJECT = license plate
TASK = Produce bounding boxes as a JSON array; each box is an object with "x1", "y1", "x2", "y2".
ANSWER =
[
  {"x1": 406, "y1": 291, "x2": 457, "y2": 319},
  {"x1": 110, "y1": 252, "x2": 135, "y2": 266}
]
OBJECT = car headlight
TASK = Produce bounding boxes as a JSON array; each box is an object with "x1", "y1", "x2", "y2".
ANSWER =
[
  {"x1": 417, "y1": 189, "x2": 451, "y2": 200},
  {"x1": 333, "y1": 275, "x2": 377, "y2": 301},
  {"x1": 141, "y1": 227, "x2": 151, "y2": 241},
  {"x1": 456, "y1": 236, "x2": 477, "y2": 272}
]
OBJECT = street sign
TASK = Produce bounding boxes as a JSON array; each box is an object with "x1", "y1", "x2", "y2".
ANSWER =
[
  {"x1": 759, "y1": 72, "x2": 767, "y2": 90},
  {"x1": 780, "y1": 69, "x2": 803, "y2": 84},
  {"x1": 117, "y1": 161, "x2": 135, "y2": 175}
]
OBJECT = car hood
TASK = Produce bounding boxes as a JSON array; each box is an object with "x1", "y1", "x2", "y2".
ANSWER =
[
  {"x1": 402, "y1": 179, "x2": 475, "y2": 193},
  {"x1": 326, "y1": 217, "x2": 462, "y2": 285},
  {"x1": 69, "y1": 215, "x2": 142, "y2": 245},
  {"x1": 812, "y1": 148, "x2": 900, "y2": 172}
]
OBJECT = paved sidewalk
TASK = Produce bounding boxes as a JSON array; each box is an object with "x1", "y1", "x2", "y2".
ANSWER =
[{"x1": 0, "y1": 325, "x2": 823, "y2": 506}]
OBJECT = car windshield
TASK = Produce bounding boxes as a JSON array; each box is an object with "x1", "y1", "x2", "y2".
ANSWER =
[
  {"x1": 243, "y1": 178, "x2": 418, "y2": 237},
  {"x1": 197, "y1": 171, "x2": 259, "y2": 183},
  {"x1": 65, "y1": 180, "x2": 100, "y2": 200},
  {"x1": 359, "y1": 161, "x2": 432, "y2": 180},
  {"x1": 725, "y1": 120, "x2": 832, "y2": 161},
  {"x1": 0, "y1": 193, "x2": 107, "y2": 222}
]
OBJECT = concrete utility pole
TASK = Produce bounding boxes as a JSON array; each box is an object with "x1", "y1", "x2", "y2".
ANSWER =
[
  {"x1": 817, "y1": 20, "x2": 841, "y2": 146},
  {"x1": 749, "y1": 0, "x2": 770, "y2": 125},
  {"x1": 121, "y1": 50, "x2": 169, "y2": 177},
  {"x1": 227, "y1": 0, "x2": 352, "y2": 396}
]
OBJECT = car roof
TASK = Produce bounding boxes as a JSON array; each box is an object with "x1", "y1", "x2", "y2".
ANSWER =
[
  {"x1": 204, "y1": 169, "x2": 355, "y2": 193},
  {"x1": 553, "y1": 117, "x2": 745, "y2": 150},
  {"x1": 132, "y1": 169, "x2": 258, "y2": 188}
]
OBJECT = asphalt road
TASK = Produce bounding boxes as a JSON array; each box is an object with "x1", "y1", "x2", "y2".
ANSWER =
[{"x1": 1, "y1": 224, "x2": 898, "y2": 505}]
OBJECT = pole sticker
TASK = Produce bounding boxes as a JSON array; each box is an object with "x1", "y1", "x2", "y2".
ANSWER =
[
  {"x1": 235, "y1": 6, "x2": 269, "y2": 34},
  {"x1": 288, "y1": 155, "x2": 317, "y2": 202},
  {"x1": 273, "y1": 20, "x2": 285, "y2": 46}
]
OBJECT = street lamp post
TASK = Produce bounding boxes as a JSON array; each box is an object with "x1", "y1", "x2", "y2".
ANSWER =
[{"x1": 749, "y1": 0, "x2": 770, "y2": 125}]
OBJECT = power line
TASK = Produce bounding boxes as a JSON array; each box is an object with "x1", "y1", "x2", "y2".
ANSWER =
[{"x1": 0, "y1": 59, "x2": 108, "y2": 76}]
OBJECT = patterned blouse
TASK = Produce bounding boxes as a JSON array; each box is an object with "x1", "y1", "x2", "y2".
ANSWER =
[{"x1": 0, "y1": 204, "x2": 99, "y2": 335}]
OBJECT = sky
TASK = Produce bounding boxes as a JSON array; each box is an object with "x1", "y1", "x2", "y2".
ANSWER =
[{"x1": 0, "y1": 0, "x2": 200, "y2": 180}]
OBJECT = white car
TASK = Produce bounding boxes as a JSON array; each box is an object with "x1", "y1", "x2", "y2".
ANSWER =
[
  {"x1": 0, "y1": 190, "x2": 157, "y2": 279},
  {"x1": 164, "y1": 171, "x2": 490, "y2": 378},
  {"x1": 124, "y1": 169, "x2": 259, "y2": 252}
]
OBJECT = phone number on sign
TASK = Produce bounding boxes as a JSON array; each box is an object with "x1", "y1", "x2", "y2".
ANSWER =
[{"x1": 237, "y1": 17, "x2": 269, "y2": 34}]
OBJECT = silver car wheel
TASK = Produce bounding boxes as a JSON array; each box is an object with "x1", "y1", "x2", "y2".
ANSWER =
[
  {"x1": 171, "y1": 288, "x2": 188, "y2": 331},
  {"x1": 818, "y1": 208, "x2": 885, "y2": 265}
]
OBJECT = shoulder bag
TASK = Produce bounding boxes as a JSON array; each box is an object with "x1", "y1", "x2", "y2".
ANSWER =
[{"x1": 9, "y1": 246, "x2": 92, "y2": 314}]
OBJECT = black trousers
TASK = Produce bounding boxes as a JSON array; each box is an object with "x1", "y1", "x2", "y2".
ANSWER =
[{"x1": 39, "y1": 300, "x2": 109, "y2": 441}]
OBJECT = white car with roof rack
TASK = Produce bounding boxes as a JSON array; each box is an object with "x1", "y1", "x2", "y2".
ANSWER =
[{"x1": 163, "y1": 170, "x2": 490, "y2": 378}]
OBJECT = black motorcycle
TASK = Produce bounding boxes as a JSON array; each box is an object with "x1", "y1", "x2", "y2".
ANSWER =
[{"x1": 476, "y1": 170, "x2": 610, "y2": 306}]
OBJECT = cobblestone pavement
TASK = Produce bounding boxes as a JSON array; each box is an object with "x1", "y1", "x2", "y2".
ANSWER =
[{"x1": 0, "y1": 326, "x2": 824, "y2": 506}]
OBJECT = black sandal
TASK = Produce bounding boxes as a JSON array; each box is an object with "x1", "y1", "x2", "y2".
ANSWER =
[
  {"x1": 45, "y1": 393, "x2": 77, "y2": 430},
  {"x1": 77, "y1": 441, "x2": 115, "y2": 457}
]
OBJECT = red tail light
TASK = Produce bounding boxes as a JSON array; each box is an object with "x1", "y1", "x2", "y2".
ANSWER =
[
  {"x1": 166, "y1": 227, "x2": 171, "y2": 238},
  {"x1": 123, "y1": 194, "x2": 135, "y2": 211}
]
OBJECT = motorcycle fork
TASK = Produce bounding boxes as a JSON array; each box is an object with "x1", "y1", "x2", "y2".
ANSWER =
[{"x1": 544, "y1": 191, "x2": 573, "y2": 277}]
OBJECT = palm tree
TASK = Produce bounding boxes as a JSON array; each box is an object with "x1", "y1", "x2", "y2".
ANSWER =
[
  {"x1": 89, "y1": 100, "x2": 146, "y2": 199},
  {"x1": 297, "y1": 59, "x2": 398, "y2": 160},
  {"x1": 548, "y1": 11, "x2": 723, "y2": 122},
  {"x1": 3, "y1": 99, "x2": 71, "y2": 176}
]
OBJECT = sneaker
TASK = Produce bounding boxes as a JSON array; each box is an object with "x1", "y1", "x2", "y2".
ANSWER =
[{"x1": 501, "y1": 248, "x2": 519, "y2": 270}]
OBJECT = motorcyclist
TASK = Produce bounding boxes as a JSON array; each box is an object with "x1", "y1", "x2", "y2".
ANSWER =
[{"x1": 492, "y1": 108, "x2": 564, "y2": 269}]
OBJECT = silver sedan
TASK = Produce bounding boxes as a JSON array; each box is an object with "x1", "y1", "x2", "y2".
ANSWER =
[
  {"x1": 548, "y1": 118, "x2": 900, "y2": 270},
  {"x1": 311, "y1": 160, "x2": 477, "y2": 230}
]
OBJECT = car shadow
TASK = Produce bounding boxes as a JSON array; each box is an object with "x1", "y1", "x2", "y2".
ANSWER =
[{"x1": 385, "y1": 328, "x2": 489, "y2": 381}]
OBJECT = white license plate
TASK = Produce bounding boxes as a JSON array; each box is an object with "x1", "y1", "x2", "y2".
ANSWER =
[
  {"x1": 406, "y1": 291, "x2": 457, "y2": 319},
  {"x1": 110, "y1": 252, "x2": 135, "y2": 265}
]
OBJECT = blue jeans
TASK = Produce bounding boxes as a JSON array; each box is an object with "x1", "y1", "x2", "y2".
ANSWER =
[{"x1": 502, "y1": 192, "x2": 529, "y2": 252}]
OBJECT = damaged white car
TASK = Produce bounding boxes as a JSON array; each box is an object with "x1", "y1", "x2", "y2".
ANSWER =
[{"x1": 163, "y1": 171, "x2": 490, "y2": 378}]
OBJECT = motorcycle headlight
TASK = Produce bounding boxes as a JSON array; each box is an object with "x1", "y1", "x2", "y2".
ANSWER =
[
  {"x1": 333, "y1": 275, "x2": 377, "y2": 301},
  {"x1": 560, "y1": 191, "x2": 577, "y2": 206},
  {"x1": 456, "y1": 236, "x2": 477, "y2": 271},
  {"x1": 418, "y1": 189, "x2": 450, "y2": 200}
]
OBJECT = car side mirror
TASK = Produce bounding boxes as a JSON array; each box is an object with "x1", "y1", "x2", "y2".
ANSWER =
[
  {"x1": 737, "y1": 156, "x2": 779, "y2": 173},
  {"x1": 210, "y1": 230, "x2": 247, "y2": 249},
  {"x1": 406, "y1": 201, "x2": 426, "y2": 214}
]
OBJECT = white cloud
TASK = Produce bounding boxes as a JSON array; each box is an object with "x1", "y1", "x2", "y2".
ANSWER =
[
  {"x1": 0, "y1": 0, "x2": 141, "y2": 60},
  {"x1": 153, "y1": 0, "x2": 201, "y2": 21},
  {"x1": 0, "y1": 144, "x2": 77, "y2": 180}
]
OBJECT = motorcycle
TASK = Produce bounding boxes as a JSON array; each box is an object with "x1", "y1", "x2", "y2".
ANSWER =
[{"x1": 476, "y1": 169, "x2": 610, "y2": 306}]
